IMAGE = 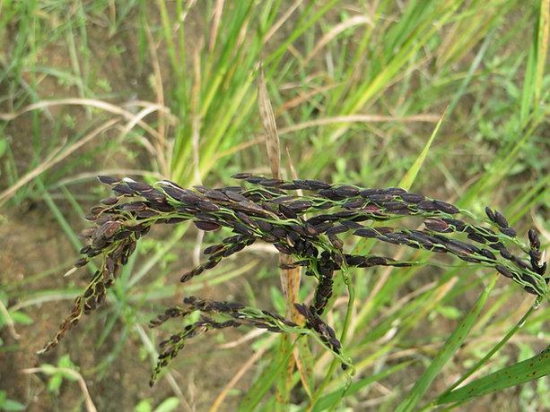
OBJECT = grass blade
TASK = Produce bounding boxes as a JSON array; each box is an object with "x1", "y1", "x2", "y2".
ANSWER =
[
  {"x1": 311, "y1": 361, "x2": 413, "y2": 412},
  {"x1": 436, "y1": 347, "x2": 550, "y2": 405},
  {"x1": 398, "y1": 109, "x2": 445, "y2": 191},
  {"x1": 238, "y1": 342, "x2": 294, "y2": 412},
  {"x1": 395, "y1": 273, "x2": 498, "y2": 412}
]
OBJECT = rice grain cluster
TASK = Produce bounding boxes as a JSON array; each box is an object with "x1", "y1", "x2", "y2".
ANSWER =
[{"x1": 41, "y1": 174, "x2": 549, "y2": 384}]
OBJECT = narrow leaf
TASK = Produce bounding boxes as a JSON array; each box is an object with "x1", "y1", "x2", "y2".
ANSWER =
[
  {"x1": 311, "y1": 361, "x2": 413, "y2": 412},
  {"x1": 534, "y1": 0, "x2": 549, "y2": 105},
  {"x1": 294, "y1": 338, "x2": 315, "y2": 400},
  {"x1": 398, "y1": 109, "x2": 446, "y2": 191},
  {"x1": 437, "y1": 348, "x2": 550, "y2": 404},
  {"x1": 238, "y1": 346, "x2": 294, "y2": 412},
  {"x1": 396, "y1": 274, "x2": 497, "y2": 412}
]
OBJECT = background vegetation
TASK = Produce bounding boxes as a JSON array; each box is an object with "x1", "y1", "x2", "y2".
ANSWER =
[{"x1": 0, "y1": 0, "x2": 548, "y2": 411}]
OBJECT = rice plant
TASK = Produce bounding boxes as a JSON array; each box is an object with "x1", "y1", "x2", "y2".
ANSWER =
[{"x1": 2, "y1": 0, "x2": 548, "y2": 410}]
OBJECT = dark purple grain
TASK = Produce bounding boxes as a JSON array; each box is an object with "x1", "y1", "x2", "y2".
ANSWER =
[
  {"x1": 500, "y1": 227, "x2": 517, "y2": 237},
  {"x1": 112, "y1": 183, "x2": 135, "y2": 196},
  {"x1": 224, "y1": 190, "x2": 248, "y2": 203},
  {"x1": 528, "y1": 229, "x2": 540, "y2": 249},
  {"x1": 318, "y1": 189, "x2": 344, "y2": 200},
  {"x1": 360, "y1": 188, "x2": 385, "y2": 197},
  {"x1": 100, "y1": 197, "x2": 119, "y2": 206},
  {"x1": 400, "y1": 193, "x2": 425, "y2": 203},
  {"x1": 259, "y1": 178, "x2": 284, "y2": 187},
  {"x1": 279, "y1": 182, "x2": 299, "y2": 190},
  {"x1": 325, "y1": 225, "x2": 349, "y2": 235},
  {"x1": 433, "y1": 200, "x2": 459, "y2": 214},
  {"x1": 493, "y1": 210, "x2": 509, "y2": 228},
  {"x1": 340, "y1": 220, "x2": 363, "y2": 230},
  {"x1": 425, "y1": 218, "x2": 452, "y2": 233},
  {"x1": 418, "y1": 200, "x2": 438, "y2": 212},
  {"x1": 279, "y1": 204, "x2": 298, "y2": 219},
  {"x1": 367, "y1": 194, "x2": 395, "y2": 204},
  {"x1": 485, "y1": 207, "x2": 496, "y2": 222},
  {"x1": 499, "y1": 248, "x2": 513, "y2": 260},
  {"x1": 194, "y1": 221, "x2": 221, "y2": 231},
  {"x1": 232, "y1": 173, "x2": 253, "y2": 179},
  {"x1": 98, "y1": 175, "x2": 121, "y2": 185},
  {"x1": 467, "y1": 233, "x2": 487, "y2": 244},
  {"x1": 333, "y1": 185, "x2": 359, "y2": 197},
  {"x1": 442, "y1": 218, "x2": 467, "y2": 232},
  {"x1": 479, "y1": 249, "x2": 496, "y2": 260},
  {"x1": 354, "y1": 228, "x2": 378, "y2": 238},
  {"x1": 303, "y1": 179, "x2": 331, "y2": 190},
  {"x1": 287, "y1": 200, "x2": 313, "y2": 211},
  {"x1": 496, "y1": 264, "x2": 514, "y2": 278}
]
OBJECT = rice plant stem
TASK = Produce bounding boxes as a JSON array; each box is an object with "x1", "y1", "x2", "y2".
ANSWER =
[
  {"x1": 308, "y1": 265, "x2": 355, "y2": 410},
  {"x1": 340, "y1": 265, "x2": 356, "y2": 349}
]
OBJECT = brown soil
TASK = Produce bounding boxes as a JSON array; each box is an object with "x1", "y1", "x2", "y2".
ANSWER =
[{"x1": 0, "y1": 208, "x2": 265, "y2": 411}]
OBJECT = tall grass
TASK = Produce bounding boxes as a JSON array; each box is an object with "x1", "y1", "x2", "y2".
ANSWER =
[{"x1": 1, "y1": 1, "x2": 548, "y2": 411}]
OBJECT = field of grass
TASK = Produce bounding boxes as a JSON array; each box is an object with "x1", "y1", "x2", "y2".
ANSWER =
[{"x1": 0, "y1": 1, "x2": 549, "y2": 411}]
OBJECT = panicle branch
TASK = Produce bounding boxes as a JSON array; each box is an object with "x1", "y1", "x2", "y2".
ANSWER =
[{"x1": 41, "y1": 173, "x2": 549, "y2": 381}]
